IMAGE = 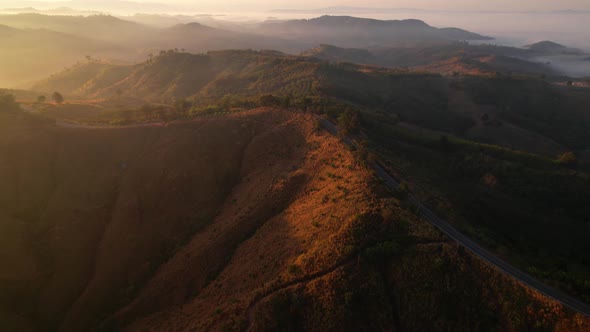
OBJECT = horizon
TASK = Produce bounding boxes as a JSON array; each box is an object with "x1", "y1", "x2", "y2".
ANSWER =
[{"x1": 2, "y1": 3, "x2": 590, "y2": 50}]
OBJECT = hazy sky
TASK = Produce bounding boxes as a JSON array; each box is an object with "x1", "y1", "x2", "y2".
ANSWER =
[
  {"x1": 174, "y1": 0, "x2": 590, "y2": 11},
  {"x1": 4, "y1": 0, "x2": 590, "y2": 11}
]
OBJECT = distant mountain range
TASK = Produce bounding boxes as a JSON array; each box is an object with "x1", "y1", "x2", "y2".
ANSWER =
[
  {"x1": 257, "y1": 16, "x2": 492, "y2": 47},
  {"x1": 0, "y1": 13, "x2": 309, "y2": 86},
  {"x1": 0, "y1": 13, "x2": 498, "y2": 87},
  {"x1": 4, "y1": 13, "x2": 588, "y2": 86},
  {"x1": 271, "y1": 6, "x2": 590, "y2": 15}
]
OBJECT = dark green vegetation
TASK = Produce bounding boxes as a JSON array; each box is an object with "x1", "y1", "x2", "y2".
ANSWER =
[
  {"x1": 359, "y1": 80, "x2": 590, "y2": 305},
  {"x1": 28, "y1": 49, "x2": 590, "y2": 307}
]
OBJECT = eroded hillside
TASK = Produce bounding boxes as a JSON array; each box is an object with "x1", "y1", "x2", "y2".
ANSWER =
[{"x1": 1, "y1": 109, "x2": 589, "y2": 331}]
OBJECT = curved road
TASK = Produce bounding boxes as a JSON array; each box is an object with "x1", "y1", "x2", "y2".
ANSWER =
[{"x1": 318, "y1": 117, "x2": 590, "y2": 318}]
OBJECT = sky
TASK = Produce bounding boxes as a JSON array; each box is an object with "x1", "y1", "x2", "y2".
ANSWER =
[
  {"x1": 178, "y1": 0, "x2": 590, "y2": 11},
  {"x1": 2, "y1": 0, "x2": 590, "y2": 12}
]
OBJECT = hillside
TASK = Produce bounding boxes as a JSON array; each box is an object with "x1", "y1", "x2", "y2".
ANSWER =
[
  {"x1": 3, "y1": 13, "x2": 589, "y2": 88},
  {"x1": 302, "y1": 43, "x2": 561, "y2": 77},
  {"x1": 0, "y1": 13, "x2": 153, "y2": 42},
  {"x1": 26, "y1": 51, "x2": 590, "y2": 308},
  {"x1": 31, "y1": 49, "x2": 590, "y2": 154},
  {"x1": 31, "y1": 50, "x2": 325, "y2": 101},
  {"x1": 1, "y1": 108, "x2": 589, "y2": 331}
]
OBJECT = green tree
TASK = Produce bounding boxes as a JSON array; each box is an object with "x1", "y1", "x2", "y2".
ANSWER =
[
  {"x1": 37, "y1": 95, "x2": 46, "y2": 103},
  {"x1": 52, "y1": 92, "x2": 64, "y2": 104}
]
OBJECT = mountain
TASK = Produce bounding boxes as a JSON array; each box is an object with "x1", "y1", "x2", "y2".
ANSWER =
[
  {"x1": 0, "y1": 13, "x2": 506, "y2": 88},
  {"x1": 6, "y1": 47, "x2": 590, "y2": 330},
  {"x1": 2, "y1": 102, "x2": 590, "y2": 331},
  {"x1": 0, "y1": 14, "x2": 154, "y2": 88},
  {"x1": 257, "y1": 15, "x2": 493, "y2": 48},
  {"x1": 526, "y1": 40, "x2": 567, "y2": 52},
  {"x1": 0, "y1": 13, "x2": 312, "y2": 87},
  {"x1": 525, "y1": 40, "x2": 583, "y2": 55},
  {"x1": 0, "y1": 14, "x2": 309, "y2": 51},
  {"x1": 0, "y1": 13, "x2": 154, "y2": 42},
  {"x1": 31, "y1": 50, "x2": 339, "y2": 103}
]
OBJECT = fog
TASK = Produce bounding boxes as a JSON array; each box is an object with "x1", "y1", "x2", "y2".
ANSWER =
[{"x1": 531, "y1": 56, "x2": 590, "y2": 77}]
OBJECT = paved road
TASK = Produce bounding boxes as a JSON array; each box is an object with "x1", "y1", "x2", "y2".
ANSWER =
[{"x1": 318, "y1": 117, "x2": 590, "y2": 318}]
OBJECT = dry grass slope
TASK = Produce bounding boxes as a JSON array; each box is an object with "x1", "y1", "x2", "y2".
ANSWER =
[{"x1": 0, "y1": 108, "x2": 588, "y2": 331}]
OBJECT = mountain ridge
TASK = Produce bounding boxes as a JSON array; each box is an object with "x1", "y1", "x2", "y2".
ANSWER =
[{"x1": 258, "y1": 15, "x2": 493, "y2": 47}]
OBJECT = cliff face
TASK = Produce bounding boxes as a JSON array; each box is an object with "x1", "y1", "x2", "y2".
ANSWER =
[{"x1": 0, "y1": 109, "x2": 588, "y2": 331}]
